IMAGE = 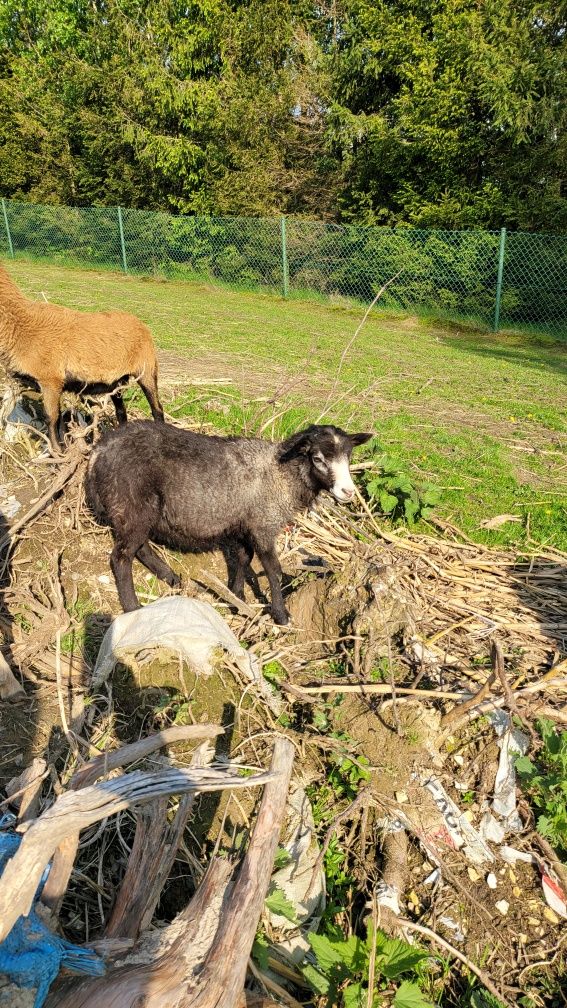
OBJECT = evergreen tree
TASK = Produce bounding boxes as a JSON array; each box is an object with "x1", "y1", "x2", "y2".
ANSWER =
[
  {"x1": 325, "y1": 0, "x2": 567, "y2": 229},
  {"x1": 0, "y1": 0, "x2": 565, "y2": 228}
]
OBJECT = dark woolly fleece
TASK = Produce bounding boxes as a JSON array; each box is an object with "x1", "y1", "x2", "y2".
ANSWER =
[{"x1": 86, "y1": 420, "x2": 371, "y2": 624}]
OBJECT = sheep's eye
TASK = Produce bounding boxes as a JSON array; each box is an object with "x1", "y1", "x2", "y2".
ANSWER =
[{"x1": 312, "y1": 453, "x2": 328, "y2": 471}]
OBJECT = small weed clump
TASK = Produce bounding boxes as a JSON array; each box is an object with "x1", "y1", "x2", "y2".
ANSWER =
[
  {"x1": 516, "y1": 719, "x2": 567, "y2": 860},
  {"x1": 303, "y1": 927, "x2": 436, "y2": 1007},
  {"x1": 359, "y1": 440, "x2": 441, "y2": 525}
]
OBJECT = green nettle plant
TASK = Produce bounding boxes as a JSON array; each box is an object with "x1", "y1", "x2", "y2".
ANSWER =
[
  {"x1": 302, "y1": 928, "x2": 435, "y2": 1007},
  {"x1": 515, "y1": 719, "x2": 567, "y2": 859},
  {"x1": 361, "y1": 452, "x2": 441, "y2": 525}
]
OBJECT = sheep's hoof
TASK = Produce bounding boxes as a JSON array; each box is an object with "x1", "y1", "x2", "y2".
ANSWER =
[
  {"x1": 168, "y1": 574, "x2": 182, "y2": 588},
  {"x1": 272, "y1": 610, "x2": 290, "y2": 626}
]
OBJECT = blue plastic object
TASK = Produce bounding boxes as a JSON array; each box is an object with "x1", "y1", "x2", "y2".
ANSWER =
[{"x1": 0, "y1": 828, "x2": 105, "y2": 1007}]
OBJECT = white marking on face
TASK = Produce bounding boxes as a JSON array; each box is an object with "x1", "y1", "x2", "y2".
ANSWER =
[{"x1": 329, "y1": 455, "x2": 355, "y2": 502}]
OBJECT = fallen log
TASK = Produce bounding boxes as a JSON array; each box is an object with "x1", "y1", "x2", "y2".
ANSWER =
[
  {"x1": 41, "y1": 725, "x2": 222, "y2": 915},
  {"x1": 47, "y1": 736, "x2": 294, "y2": 1008},
  {"x1": 0, "y1": 761, "x2": 275, "y2": 943}
]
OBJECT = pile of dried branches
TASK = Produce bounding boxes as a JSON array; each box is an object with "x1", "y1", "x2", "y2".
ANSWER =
[
  {"x1": 285, "y1": 496, "x2": 567, "y2": 719},
  {"x1": 1, "y1": 405, "x2": 566, "y2": 1008}
]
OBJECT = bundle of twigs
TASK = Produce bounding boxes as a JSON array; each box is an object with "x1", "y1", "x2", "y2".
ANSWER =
[{"x1": 291, "y1": 498, "x2": 567, "y2": 675}]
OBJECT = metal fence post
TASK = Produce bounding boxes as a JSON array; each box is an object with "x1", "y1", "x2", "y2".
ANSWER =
[
  {"x1": 493, "y1": 227, "x2": 506, "y2": 331},
  {"x1": 280, "y1": 216, "x2": 289, "y2": 298},
  {"x1": 1, "y1": 199, "x2": 14, "y2": 259},
  {"x1": 117, "y1": 206, "x2": 128, "y2": 274}
]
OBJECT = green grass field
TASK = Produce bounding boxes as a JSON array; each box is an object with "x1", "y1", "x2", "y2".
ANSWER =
[{"x1": 7, "y1": 260, "x2": 567, "y2": 551}]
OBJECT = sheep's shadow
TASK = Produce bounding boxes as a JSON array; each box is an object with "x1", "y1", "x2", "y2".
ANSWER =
[
  {"x1": 504, "y1": 556, "x2": 567, "y2": 668},
  {"x1": 0, "y1": 509, "x2": 41, "y2": 796},
  {"x1": 56, "y1": 613, "x2": 245, "y2": 939},
  {"x1": 437, "y1": 328, "x2": 567, "y2": 382}
]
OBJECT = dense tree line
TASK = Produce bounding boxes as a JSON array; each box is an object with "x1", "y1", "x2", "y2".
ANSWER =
[{"x1": 1, "y1": 0, "x2": 566, "y2": 230}]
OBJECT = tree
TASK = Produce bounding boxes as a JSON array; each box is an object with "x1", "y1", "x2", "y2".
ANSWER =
[{"x1": 325, "y1": 0, "x2": 567, "y2": 229}]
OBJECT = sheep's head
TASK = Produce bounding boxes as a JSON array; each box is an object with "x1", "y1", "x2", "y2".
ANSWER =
[{"x1": 279, "y1": 424, "x2": 372, "y2": 502}]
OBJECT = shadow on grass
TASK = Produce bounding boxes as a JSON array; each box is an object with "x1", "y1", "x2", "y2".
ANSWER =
[{"x1": 438, "y1": 328, "x2": 567, "y2": 381}]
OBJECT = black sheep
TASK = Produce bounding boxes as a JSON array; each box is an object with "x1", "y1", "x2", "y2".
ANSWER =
[{"x1": 85, "y1": 421, "x2": 372, "y2": 624}]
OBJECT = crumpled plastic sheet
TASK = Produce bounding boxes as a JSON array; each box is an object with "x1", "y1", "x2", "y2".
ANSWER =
[
  {"x1": 0, "y1": 828, "x2": 105, "y2": 1008},
  {"x1": 0, "y1": 486, "x2": 21, "y2": 519},
  {"x1": 92, "y1": 595, "x2": 280, "y2": 712},
  {"x1": 480, "y1": 711, "x2": 529, "y2": 844},
  {"x1": 417, "y1": 774, "x2": 495, "y2": 865},
  {"x1": 0, "y1": 393, "x2": 46, "y2": 444},
  {"x1": 265, "y1": 785, "x2": 325, "y2": 965}
]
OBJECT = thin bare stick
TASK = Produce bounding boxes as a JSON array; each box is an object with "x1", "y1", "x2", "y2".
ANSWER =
[
  {"x1": 247, "y1": 958, "x2": 304, "y2": 1008},
  {"x1": 305, "y1": 788, "x2": 368, "y2": 901},
  {"x1": 55, "y1": 629, "x2": 80, "y2": 759},
  {"x1": 281, "y1": 682, "x2": 470, "y2": 701},
  {"x1": 194, "y1": 569, "x2": 257, "y2": 618},
  {"x1": 366, "y1": 895, "x2": 378, "y2": 1008},
  {"x1": 315, "y1": 271, "x2": 402, "y2": 423},
  {"x1": 399, "y1": 919, "x2": 515, "y2": 1008}
]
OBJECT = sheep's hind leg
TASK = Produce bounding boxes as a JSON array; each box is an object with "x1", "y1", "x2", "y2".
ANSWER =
[
  {"x1": 110, "y1": 538, "x2": 144, "y2": 612},
  {"x1": 136, "y1": 543, "x2": 181, "y2": 588},
  {"x1": 256, "y1": 544, "x2": 288, "y2": 625},
  {"x1": 40, "y1": 382, "x2": 63, "y2": 453},
  {"x1": 138, "y1": 371, "x2": 165, "y2": 423},
  {"x1": 229, "y1": 538, "x2": 255, "y2": 600}
]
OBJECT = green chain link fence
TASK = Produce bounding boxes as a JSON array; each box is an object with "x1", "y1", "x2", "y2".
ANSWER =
[{"x1": 1, "y1": 197, "x2": 566, "y2": 336}]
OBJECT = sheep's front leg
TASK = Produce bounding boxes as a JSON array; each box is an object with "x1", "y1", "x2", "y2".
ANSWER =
[
  {"x1": 256, "y1": 544, "x2": 288, "y2": 625},
  {"x1": 110, "y1": 540, "x2": 142, "y2": 612},
  {"x1": 111, "y1": 391, "x2": 127, "y2": 425},
  {"x1": 40, "y1": 382, "x2": 63, "y2": 453}
]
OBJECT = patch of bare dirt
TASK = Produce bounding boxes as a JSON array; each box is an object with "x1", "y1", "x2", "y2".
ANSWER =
[{"x1": 157, "y1": 348, "x2": 328, "y2": 401}]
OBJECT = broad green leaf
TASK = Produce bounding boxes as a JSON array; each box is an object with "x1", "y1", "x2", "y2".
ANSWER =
[
  {"x1": 378, "y1": 455, "x2": 399, "y2": 473},
  {"x1": 265, "y1": 887, "x2": 298, "y2": 923},
  {"x1": 471, "y1": 989, "x2": 508, "y2": 1008},
  {"x1": 334, "y1": 935, "x2": 366, "y2": 970},
  {"x1": 515, "y1": 756, "x2": 536, "y2": 775},
  {"x1": 301, "y1": 962, "x2": 330, "y2": 995},
  {"x1": 536, "y1": 814, "x2": 552, "y2": 838},
  {"x1": 308, "y1": 932, "x2": 347, "y2": 974},
  {"x1": 375, "y1": 935, "x2": 429, "y2": 978},
  {"x1": 404, "y1": 497, "x2": 419, "y2": 523},
  {"x1": 537, "y1": 718, "x2": 561, "y2": 755},
  {"x1": 343, "y1": 981, "x2": 366, "y2": 1008},
  {"x1": 421, "y1": 488, "x2": 441, "y2": 505},
  {"x1": 273, "y1": 847, "x2": 292, "y2": 870},
  {"x1": 252, "y1": 935, "x2": 269, "y2": 971},
  {"x1": 393, "y1": 980, "x2": 436, "y2": 1008},
  {"x1": 366, "y1": 477, "x2": 382, "y2": 497},
  {"x1": 379, "y1": 490, "x2": 399, "y2": 514}
]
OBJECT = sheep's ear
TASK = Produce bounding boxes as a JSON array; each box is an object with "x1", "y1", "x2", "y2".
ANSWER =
[
  {"x1": 279, "y1": 429, "x2": 313, "y2": 461},
  {"x1": 349, "y1": 432, "x2": 373, "y2": 447}
]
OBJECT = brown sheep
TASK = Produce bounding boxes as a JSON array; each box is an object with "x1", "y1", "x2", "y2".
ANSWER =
[{"x1": 0, "y1": 264, "x2": 164, "y2": 450}]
